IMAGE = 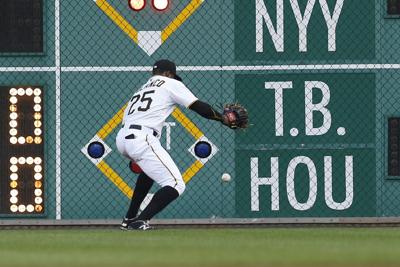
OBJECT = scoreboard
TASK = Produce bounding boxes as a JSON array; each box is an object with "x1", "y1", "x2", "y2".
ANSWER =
[{"x1": 0, "y1": 87, "x2": 44, "y2": 214}]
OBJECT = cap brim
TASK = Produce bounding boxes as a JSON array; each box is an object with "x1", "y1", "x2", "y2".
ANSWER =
[{"x1": 174, "y1": 74, "x2": 182, "y2": 82}]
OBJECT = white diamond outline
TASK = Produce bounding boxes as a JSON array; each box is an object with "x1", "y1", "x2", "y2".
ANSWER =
[
  {"x1": 81, "y1": 135, "x2": 112, "y2": 165},
  {"x1": 188, "y1": 135, "x2": 219, "y2": 164}
]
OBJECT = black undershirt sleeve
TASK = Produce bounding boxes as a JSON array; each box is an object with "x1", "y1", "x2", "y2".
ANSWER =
[{"x1": 189, "y1": 100, "x2": 223, "y2": 122}]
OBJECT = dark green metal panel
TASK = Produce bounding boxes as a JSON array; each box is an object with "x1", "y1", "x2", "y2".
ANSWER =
[{"x1": 235, "y1": 149, "x2": 376, "y2": 217}]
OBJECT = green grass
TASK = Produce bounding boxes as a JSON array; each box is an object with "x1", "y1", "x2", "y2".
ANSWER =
[{"x1": 0, "y1": 228, "x2": 400, "y2": 267}]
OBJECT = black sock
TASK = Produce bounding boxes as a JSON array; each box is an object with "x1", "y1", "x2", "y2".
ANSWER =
[
  {"x1": 125, "y1": 172, "x2": 154, "y2": 219},
  {"x1": 137, "y1": 186, "x2": 179, "y2": 221}
]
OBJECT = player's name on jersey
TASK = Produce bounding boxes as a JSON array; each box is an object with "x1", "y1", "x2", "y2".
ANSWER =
[{"x1": 141, "y1": 79, "x2": 166, "y2": 90}]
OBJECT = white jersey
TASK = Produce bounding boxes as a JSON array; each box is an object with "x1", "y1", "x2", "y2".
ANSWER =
[{"x1": 122, "y1": 75, "x2": 198, "y2": 134}]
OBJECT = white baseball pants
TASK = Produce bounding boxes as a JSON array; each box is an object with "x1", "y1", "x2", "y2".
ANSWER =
[{"x1": 116, "y1": 125, "x2": 186, "y2": 195}]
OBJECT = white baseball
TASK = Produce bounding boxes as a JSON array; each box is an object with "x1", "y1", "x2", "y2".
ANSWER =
[{"x1": 221, "y1": 173, "x2": 231, "y2": 182}]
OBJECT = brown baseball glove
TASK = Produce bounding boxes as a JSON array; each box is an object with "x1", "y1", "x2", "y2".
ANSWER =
[{"x1": 222, "y1": 103, "x2": 249, "y2": 129}]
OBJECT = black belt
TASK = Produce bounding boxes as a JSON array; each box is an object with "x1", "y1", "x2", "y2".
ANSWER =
[{"x1": 125, "y1": 124, "x2": 158, "y2": 139}]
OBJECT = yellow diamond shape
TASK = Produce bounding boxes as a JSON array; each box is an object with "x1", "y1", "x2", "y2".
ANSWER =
[
  {"x1": 94, "y1": 0, "x2": 205, "y2": 55},
  {"x1": 89, "y1": 105, "x2": 208, "y2": 198}
]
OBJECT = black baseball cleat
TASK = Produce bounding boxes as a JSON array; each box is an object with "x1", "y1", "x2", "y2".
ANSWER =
[
  {"x1": 120, "y1": 217, "x2": 138, "y2": 230},
  {"x1": 127, "y1": 220, "x2": 154, "y2": 231}
]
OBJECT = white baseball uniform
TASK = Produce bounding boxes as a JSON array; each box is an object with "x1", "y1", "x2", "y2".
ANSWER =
[{"x1": 116, "y1": 75, "x2": 198, "y2": 195}]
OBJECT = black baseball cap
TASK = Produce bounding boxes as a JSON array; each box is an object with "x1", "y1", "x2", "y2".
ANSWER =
[{"x1": 152, "y1": 59, "x2": 182, "y2": 81}]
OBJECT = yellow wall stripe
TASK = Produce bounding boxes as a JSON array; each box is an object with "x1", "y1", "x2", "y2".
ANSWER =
[
  {"x1": 161, "y1": 0, "x2": 204, "y2": 42},
  {"x1": 95, "y1": 0, "x2": 138, "y2": 43},
  {"x1": 172, "y1": 108, "x2": 204, "y2": 139},
  {"x1": 97, "y1": 160, "x2": 133, "y2": 198},
  {"x1": 182, "y1": 160, "x2": 204, "y2": 183},
  {"x1": 97, "y1": 104, "x2": 127, "y2": 139}
]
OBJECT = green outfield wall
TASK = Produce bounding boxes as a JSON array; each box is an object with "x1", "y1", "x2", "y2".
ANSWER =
[{"x1": 1, "y1": 0, "x2": 400, "y2": 220}]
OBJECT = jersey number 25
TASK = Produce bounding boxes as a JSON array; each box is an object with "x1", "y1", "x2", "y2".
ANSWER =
[{"x1": 127, "y1": 90, "x2": 155, "y2": 115}]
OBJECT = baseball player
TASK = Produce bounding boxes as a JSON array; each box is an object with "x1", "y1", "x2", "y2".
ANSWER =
[{"x1": 116, "y1": 59, "x2": 247, "y2": 230}]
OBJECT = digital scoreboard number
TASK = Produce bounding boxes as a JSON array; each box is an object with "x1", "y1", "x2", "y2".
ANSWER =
[
  {"x1": 0, "y1": 0, "x2": 43, "y2": 53},
  {"x1": 0, "y1": 86, "x2": 44, "y2": 215}
]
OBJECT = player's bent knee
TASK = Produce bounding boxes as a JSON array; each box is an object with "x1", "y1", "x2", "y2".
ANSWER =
[{"x1": 175, "y1": 182, "x2": 186, "y2": 195}]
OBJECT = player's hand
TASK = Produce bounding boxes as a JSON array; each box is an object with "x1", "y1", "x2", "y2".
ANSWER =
[{"x1": 221, "y1": 103, "x2": 249, "y2": 129}]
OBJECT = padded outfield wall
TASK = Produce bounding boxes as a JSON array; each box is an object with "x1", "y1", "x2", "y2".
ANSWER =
[{"x1": 1, "y1": 0, "x2": 400, "y2": 221}]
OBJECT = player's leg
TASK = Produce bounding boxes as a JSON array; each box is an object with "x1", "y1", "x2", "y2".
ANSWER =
[
  {"x1": 121, "y1": 172, "x2": 154, "y2": 229},
  {"x1": 117, "y1": 129, "x2": 153, "y2": 229},
  {"x1": 127, "y1": 135, "x2": 185, "y2": 228},
  {"x1": 136, "y1": 185, "x2": 179, "y2": 221},
  {"x1": 125, "y1": 172, "x2": 154, "y2": 218}
]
